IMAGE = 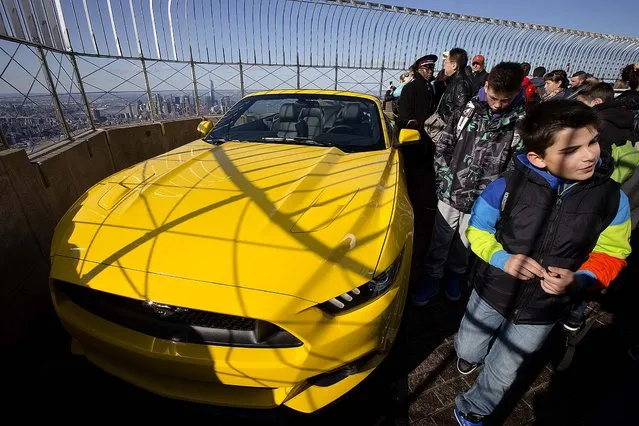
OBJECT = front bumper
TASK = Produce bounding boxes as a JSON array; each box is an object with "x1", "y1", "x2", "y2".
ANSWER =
[{"x1": 51, "y1": 255, "x2": 410, "y2": 413}]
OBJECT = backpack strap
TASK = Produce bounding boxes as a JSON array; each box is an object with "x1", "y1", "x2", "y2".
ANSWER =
[
  {"x1": 500, "y1": 169, "x2": 527, "y2": 217},
  {"x1": 556, "y1": 317, "x2": 595, "y2": 372},
  {"x1": 510, "y1": 112, "x2": 525, "y2": 148},
  {"x1": 455, "y1": 101, "x2": 476, "y2": 139}
]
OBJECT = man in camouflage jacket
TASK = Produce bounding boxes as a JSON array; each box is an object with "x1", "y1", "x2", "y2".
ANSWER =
[{"x1": 413, "y1": 62, "x2": 527, "y2": 306}]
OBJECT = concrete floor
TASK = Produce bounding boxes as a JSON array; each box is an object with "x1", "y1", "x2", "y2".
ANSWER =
[
  {"x1": 5, "y1": 159, "x2": 638, "y2": 425},
  {"x1": 5, "y1": 269, "x2": 638, "y2": 425}
]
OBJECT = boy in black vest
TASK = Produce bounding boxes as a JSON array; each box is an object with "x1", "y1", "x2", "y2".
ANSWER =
[{"x1": 453, "y1": 100, "x2": 632, "y2": 426}]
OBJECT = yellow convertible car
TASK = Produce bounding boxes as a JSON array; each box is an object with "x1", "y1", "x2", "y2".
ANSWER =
[{"x1": 49, "y1": 89, "x2": 416, "y2": 413}]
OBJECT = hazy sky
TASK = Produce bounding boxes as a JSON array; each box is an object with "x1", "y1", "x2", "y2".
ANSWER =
[{"x1": 381, "y1": 0, "x2": 639, "y2": 38}]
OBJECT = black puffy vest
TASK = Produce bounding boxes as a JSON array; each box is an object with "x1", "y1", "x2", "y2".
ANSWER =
[{"x1": 473, "y1": 154, "x2": 621, "y2": 324}]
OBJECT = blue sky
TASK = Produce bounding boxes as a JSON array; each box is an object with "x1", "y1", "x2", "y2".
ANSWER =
[{"x1": 382, "y1": 0, "x2": 639, "y2": 38}]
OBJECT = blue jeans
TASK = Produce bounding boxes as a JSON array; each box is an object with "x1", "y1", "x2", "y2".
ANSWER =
[{"x1": 454, "y1": 290, "x2": 555, "y2": 416}]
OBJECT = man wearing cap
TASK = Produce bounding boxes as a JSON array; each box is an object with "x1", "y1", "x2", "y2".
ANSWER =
[
  {"x1": 397, "y1": 55, "x2": 438, "y2": 250},
  {"x1": 470, "y1": 55, "x2": 488, "y2": 94},
  {"x1": 397, "y1": 54, "x2": 436, "y2": 131}
]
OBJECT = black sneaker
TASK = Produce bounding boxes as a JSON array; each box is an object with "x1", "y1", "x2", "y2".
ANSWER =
[
  {"x1": 457, "y1": 358, "x2": 479, "y2": 375},
  {"x1": 454, "y1": 407, "x2": 484, "y2": 426},
  {"x1": 562, "y1": 310, "x2": 585, "y2": 332},
  {"x1": 629, "y1": 344, "x2": 639, "y2": 361}
]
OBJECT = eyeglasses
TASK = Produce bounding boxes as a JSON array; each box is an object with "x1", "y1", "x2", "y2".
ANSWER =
[{"x1": 472, "y1": 62, "x2": 482, "y2": 66}]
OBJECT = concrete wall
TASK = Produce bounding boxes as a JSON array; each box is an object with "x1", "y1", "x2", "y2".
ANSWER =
[{"x1": 0, "y1": 116, "x2": 219, "y2": 350}]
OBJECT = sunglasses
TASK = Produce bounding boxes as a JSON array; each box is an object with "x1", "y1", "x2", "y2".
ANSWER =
[{"x1": 472, "y1": 62, "x2": 482, "y2": 66}]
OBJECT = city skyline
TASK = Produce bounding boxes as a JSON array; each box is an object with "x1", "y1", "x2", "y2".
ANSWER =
[{"x1": 0, "y1": 77, "x2": 241, "y2": 151}]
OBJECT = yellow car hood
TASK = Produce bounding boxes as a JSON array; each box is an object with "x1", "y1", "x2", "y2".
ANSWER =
[{"x1": 52, "y1": 140, "x2": 399, "y2": 304}]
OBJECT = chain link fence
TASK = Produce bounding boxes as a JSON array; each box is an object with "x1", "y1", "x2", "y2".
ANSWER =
[{"x1": 0, "y1": 0, "x2": 638, "y2": 152}]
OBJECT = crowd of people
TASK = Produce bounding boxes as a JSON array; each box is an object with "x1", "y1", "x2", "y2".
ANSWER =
[{"x1": 384, "y1": 48, "x2": 639, "y2": 426}]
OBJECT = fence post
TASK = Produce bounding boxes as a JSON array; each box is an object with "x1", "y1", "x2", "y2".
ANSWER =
[
  {"x1": 333, "y1": 50, "x2": 339, "y2": 90},
  {"x1": 190, "y1": 47, "x2": 200, "y2": 116},
  {"x1": 69, "y1": 51, "x2": 96, "y2": 130},
  {"x1": 296, "y1": 54, "x2": 301, "y2": 89},
  {"x1": 239, "y1": 61, "x2": 245, "y2": 97},
  {"x1": 379, "y1": 66, "x2": 385, "y2": 99},
  {"x1": 140, "y1": 55, "x2": 157, "y2": 121},
  {"x1": 64, "y1": 28, "x2": 96, "y2": 131},
  {"x1": 36, "y1": 45, "x2": 72, "y2": 140}
]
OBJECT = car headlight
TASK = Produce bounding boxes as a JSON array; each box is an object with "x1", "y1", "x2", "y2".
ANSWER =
[{"x1": 319, "y1": 248, "x2": 405, "y2": 315}]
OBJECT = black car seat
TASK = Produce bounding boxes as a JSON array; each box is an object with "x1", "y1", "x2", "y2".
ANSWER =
[
  {"x1": 336, "y1": 103, "x2": 371, "y2": 136},
  {"x1": 276, "y1": 103, "x2": 301, "y2": 138},
  {"x1": 323, "y1": 105, "x2": 342, "y2": 129},
  {"x1": 298, "y1": 107, "x2": 324, "y2": 138}
]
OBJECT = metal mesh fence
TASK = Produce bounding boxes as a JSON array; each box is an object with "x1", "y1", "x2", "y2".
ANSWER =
[{"x1": 0, "y1": 0, "x2": 637, "y2": 151}]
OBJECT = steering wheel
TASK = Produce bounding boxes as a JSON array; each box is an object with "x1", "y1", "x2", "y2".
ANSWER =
[{"x1": 326, "y1": 125, "x2": 354, "y2": 134}]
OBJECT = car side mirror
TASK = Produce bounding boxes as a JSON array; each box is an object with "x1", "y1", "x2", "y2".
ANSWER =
[
  {"x1": 197, "y1": 120, "x2": 214, "y2": 135},
  {"x1": 396, "y1": 128, "x2": 421, "y2": 146}
]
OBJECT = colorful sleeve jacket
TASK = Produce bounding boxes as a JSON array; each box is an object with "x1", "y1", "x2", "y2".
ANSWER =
[{"x1": 467, "y1": 176, "x2": 632, "y2": 290}]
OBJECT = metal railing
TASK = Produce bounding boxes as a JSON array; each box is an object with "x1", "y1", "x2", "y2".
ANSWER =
[{"x1": 0, "y1": 0, "x2": 638, "y2": 151}]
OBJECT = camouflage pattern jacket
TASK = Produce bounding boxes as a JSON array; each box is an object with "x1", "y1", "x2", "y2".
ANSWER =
[{"x1": 434, "y1": 93, "x2": 525, "y2": 213}]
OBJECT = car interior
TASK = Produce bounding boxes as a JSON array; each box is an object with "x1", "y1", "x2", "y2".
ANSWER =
[
  {"x1": 270, "y1": 101, "x2": 373, "y2": 139},
  {"x1": 209, "y1": 96, "x2": 384, "y2": 151}
]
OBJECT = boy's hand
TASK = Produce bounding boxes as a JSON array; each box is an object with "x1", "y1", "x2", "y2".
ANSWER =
[
  {"x1": 504, "y1": 255, "x2": 544, "y2": 280},
  {"x1": 541, "y1": 266, "x2": 577, "y2": 295}
]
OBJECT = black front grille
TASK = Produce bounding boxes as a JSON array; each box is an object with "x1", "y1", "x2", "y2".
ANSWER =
[
  {"x1": 55, "y1": 281, "x2": 301, "y2": 348},
  {"x1": 140, "y1": 301, "x2": 256, "y2": 330}
]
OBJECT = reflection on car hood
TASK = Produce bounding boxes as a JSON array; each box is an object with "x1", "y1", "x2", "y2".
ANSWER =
[{"x1": 51, "y1": 140, "x2": 400, "y2": 304}]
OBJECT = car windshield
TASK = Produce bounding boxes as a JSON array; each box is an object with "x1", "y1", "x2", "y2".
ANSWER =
[{"x1": 206, "y1": 94, "x2": 385, "y2": 152}]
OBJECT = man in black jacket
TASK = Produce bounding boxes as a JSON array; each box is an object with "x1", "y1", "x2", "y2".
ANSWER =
[
  {"x1": 396, "y1": 55, "x2": 438, "y2": 260},
  {"x1": 437, "y1": 48, "x2": 474, "y2": 125},
  {"x1": 397, "y1": 54, "x2": 436, "y2": 131}
]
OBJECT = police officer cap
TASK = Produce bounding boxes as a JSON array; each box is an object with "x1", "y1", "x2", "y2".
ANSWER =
[{"x1": 416, "y1": 54, "x2": 437, "y2": 67}]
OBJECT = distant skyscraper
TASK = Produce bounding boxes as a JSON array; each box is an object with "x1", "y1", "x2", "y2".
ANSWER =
[{"x1": 210, "y1": 80, "x2": 215, "y2": 106}]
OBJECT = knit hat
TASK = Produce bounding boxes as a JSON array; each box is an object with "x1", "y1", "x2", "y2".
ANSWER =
[{"x1": 472, "y1": 55, "x2": 485, "y2": 65}]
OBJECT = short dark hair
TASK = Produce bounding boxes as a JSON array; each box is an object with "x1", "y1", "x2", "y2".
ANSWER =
[
  {"x1": 544, "y1": 70, "x2": 569, "y2": 88},
  {"x1": 572, "y1": 71, "x2": 587, "y2": 78},
  {"x1": 486, "y1": 62, "x2": 525, "y2": 94},
  {"x1": 578, "y1": 82, "x2": 614, "y2": 103},
  {"x1": 521, "y1": 62, "x2": 531, "y2": 75},
  {"x1": 518, "y1": 100, "x2": 599, "y2": 155},
  {"x1": 533, "y1": 66, "x2": 546, "y2": 77},
  {"x1": 621, "y1": 64, "x2": 639, "y2": 90},
  {"x1": 448, "y1": 48, "x2": 468, "y2": 72}
]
